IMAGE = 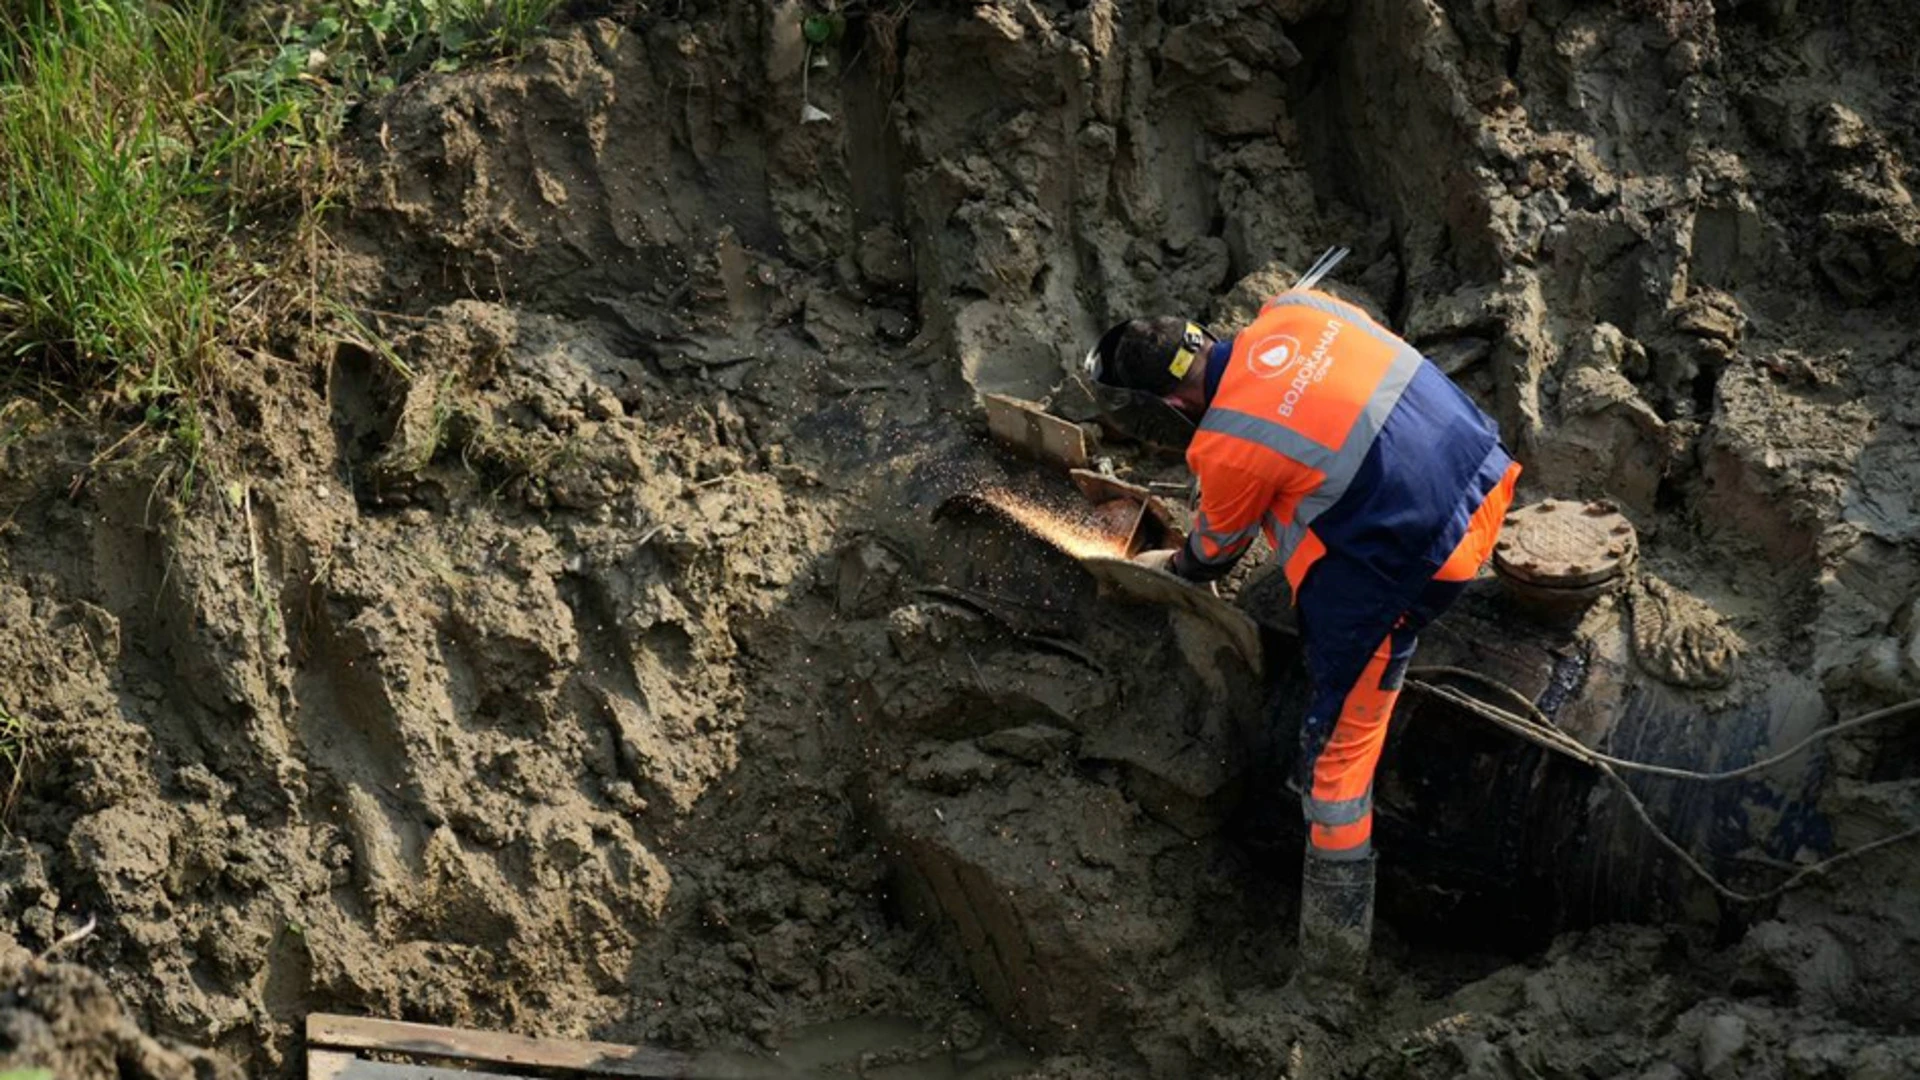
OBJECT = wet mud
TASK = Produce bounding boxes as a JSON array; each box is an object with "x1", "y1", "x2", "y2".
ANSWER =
[{"x1": 4, "y1": 1, "x2": 1920, "y2": 1077}]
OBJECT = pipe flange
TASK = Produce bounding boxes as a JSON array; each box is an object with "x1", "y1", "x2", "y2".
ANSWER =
[{"x1": 1493, "y1": 499, "x2": 1637, "y2": 590}]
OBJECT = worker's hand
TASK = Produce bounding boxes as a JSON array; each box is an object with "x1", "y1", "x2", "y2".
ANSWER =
[{"x1": 1131, "y1": 548, "x2": 1177, "y2": 575}]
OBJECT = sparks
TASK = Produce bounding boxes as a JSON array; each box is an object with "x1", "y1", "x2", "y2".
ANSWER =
[{"x1": 974, "y1": 488, "x2": 1131, "y2": 560}]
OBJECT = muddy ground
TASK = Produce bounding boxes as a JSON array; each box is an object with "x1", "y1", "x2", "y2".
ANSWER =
[{"x1": 4, "y1": 0, "x2": 1920, "y2": 1076}]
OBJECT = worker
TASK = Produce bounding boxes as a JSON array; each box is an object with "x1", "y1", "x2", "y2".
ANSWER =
[{"x1": 1082, "y1": 262, "x2": 1522, "y2": 1000}]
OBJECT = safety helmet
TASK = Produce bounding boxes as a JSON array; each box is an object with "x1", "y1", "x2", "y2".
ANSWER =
[{"x1": 1081, "y1": 318, "x2": 1208, "y2": 397}]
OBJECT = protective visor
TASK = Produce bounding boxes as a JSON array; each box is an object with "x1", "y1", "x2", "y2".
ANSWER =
[{"x1": 1082, "y1": 322, "x2": 1207, "y2": 390}]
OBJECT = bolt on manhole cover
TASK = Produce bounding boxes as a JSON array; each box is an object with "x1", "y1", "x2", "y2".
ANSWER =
[{"x1": 1493, "y1": 499, "x2": 1637, "y2": 589}]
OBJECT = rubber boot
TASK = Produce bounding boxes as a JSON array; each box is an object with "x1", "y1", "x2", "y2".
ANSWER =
[
  {"x1": 1299, "y1": 849, "x2": 1375, "y2": 981},
  {"x1": 1284, "y1": 848, "x2": 1375, "y2": 1025}
]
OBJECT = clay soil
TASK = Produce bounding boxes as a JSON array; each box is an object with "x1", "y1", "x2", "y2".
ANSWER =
[{"x1": 4, "y1": 1, "x2": 1920, "y2": 1077}]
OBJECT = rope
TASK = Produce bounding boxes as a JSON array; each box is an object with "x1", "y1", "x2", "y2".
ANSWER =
[
  {"x1": 1402, "y1": 668, "x2": 1920, "y2": 905},
  {"x1": 1411, "y1": 665, "x2": 1920, "y2": 782}
]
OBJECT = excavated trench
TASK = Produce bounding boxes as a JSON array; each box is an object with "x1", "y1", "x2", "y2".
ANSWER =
[{"x1": 5, "y1": 0, "x2": 1920, "y2": 1077}]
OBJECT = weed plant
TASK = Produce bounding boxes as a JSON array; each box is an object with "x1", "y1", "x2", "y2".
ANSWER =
[
  {"x1": 0, "y1": 1, "x2": 263, "y2": 399},
  {"x1": 0, "y1": 702, "x2": 31, "y2": 822},
  {"x1": 0, "y1": 0, "x2": 560, "y2": 412}
]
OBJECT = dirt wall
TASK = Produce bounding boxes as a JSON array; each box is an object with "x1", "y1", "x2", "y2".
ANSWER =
[{"x1": 3, "y1": 1, "x2": 1919, "y2": 1077}]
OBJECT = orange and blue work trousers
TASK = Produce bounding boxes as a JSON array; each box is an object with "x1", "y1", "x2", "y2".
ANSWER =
[{"x1": 1293, "y1": 468, "x2": 1518, "y2": 860}]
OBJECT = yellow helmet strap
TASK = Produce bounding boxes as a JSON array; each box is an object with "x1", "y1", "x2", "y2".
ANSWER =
[{"x1": 1168, "y1": 323, "x2": 1205, "y2": 380}]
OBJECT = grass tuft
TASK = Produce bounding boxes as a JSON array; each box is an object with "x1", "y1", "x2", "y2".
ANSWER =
[
  {"x1": 1, "y1": 2, "x2": 207, "y2": 397},
  {"x1": 0, "y1": 0, "x2": 563, "y2": 490},
  {"x1": 0, "y1": 0, "x2": 562, "y2": 398},
  {"x1": 0, "y1": 701, "x2": 33, "y2": 823},
  {"x1": 455, "y1": 0, "x2": 564, "y2": 58},
  {"x1": 0, "y1": 1, "x2": 307, "y2": 402}
]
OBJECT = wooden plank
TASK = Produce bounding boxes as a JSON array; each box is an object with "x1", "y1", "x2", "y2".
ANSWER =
[
  {"x1": 309, "y1": 1049, "x2": 357, "y2": 1080},
  {"x1": 309, "y1": 1049, "x2": 526, "y2": 1080},
  {"x1": 305, "y1": 1014, "x2": 767, "y2": 1080},
  {"x1": 982, "y1": 393, "x2": 1090, "y2": 469}
]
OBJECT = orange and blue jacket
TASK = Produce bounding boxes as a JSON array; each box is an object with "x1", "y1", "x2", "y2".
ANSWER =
[{"x1": 1169, "y1": 289, "x2": 1516, "y2": 595}]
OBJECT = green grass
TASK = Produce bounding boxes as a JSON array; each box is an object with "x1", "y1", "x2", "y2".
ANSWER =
[
  {"x1": 0, "y1": 0, "x2": 563, "y2": 417},
  {"x1": 255, "y1": 0, "x2": 565, "y2": 101},
  {"x1": 0, "y1": 0, "x2": 309, "y2": 403},
  {"x1": 459, "y1": 0, "x2": 565, "y2": 56}
]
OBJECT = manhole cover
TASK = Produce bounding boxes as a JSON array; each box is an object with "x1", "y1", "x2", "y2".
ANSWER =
[{"x1": 1493, "y1": 499, "x2": 1637, "y2": 589}]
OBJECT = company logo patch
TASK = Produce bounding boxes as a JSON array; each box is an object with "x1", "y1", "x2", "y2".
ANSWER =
[
  {"x1": 1248, "y1": 335, "x2": 1302, "y2": 380},
  {"x1": 1277, "y1": 318, "x2": 1346, "y2": 418}
]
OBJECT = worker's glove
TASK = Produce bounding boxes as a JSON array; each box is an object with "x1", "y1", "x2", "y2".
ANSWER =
[{"x1": 1131, "y1": 548, "x2": 1177, "y2": 575}]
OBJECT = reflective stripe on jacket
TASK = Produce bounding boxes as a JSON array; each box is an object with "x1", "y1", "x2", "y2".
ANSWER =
[{"x1": 1180, "y1": 289, "x2": 1507, "y2": 595}]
